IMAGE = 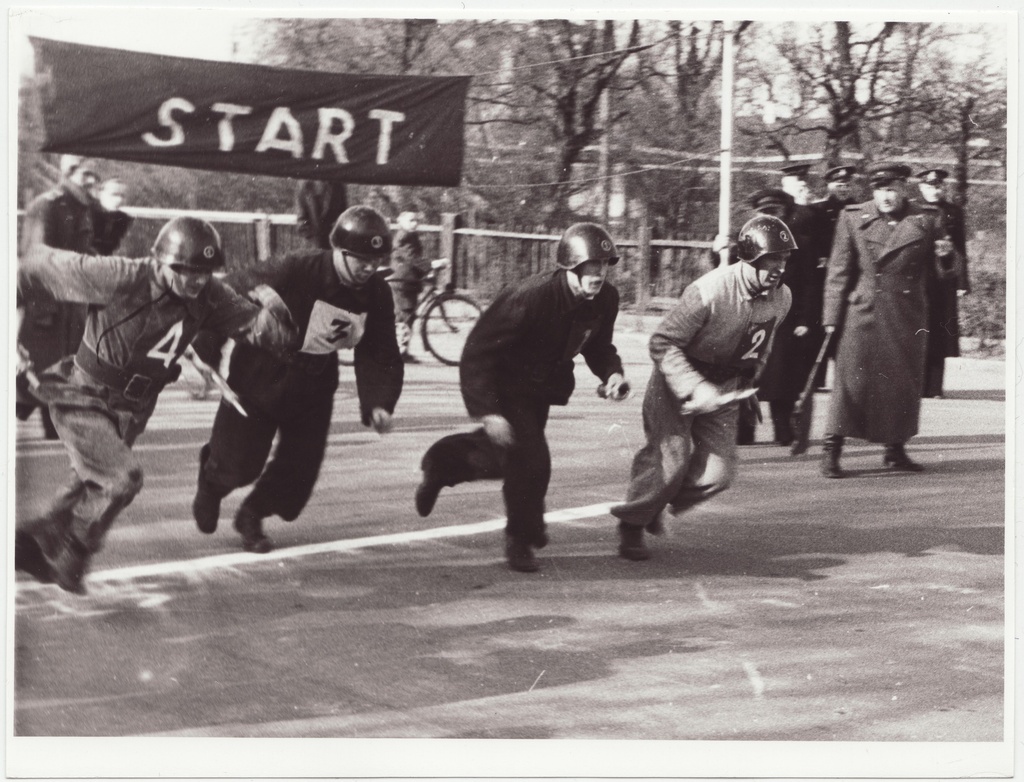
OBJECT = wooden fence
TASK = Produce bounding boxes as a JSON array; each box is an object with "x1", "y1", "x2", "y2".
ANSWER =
[{"x1": 18, "y1": 207, "x2": 715, "y2": 311}]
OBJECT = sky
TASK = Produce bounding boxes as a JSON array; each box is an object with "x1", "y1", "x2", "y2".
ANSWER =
[{"x1": 13, "y1": 7, "x2": 253, "y2": 75}]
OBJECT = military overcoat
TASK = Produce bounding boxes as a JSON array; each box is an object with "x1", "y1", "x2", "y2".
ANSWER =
[
  {"x1": 18, "y1": 184, "x2": 95, "y2": 373},
  {"x1": 822, "y1": 199, "x2": 950, "y2": 443}
]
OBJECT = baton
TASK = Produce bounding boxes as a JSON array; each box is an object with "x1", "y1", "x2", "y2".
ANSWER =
[
  {"x1": 184, "y1": 347, "x2": 247, "y2": 417},
  {"x1": 680, "y1": 386, "x2": 757, "y2": 415},
  {"x1": 17, "y1": 344, "x2": 40, "y2": 389}
]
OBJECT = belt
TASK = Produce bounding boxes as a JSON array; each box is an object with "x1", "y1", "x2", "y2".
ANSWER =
[{"x1": 74, "y1": 345, "x2": 166, "y2": 402}]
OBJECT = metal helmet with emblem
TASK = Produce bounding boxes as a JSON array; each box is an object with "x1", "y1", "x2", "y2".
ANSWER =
[
  {"x1": 737, "y1": 215, "x2": 798, "y2": 263},
  {"x1": 555, "y1": 223, "x2": 620, "y2": 270},
  {"x1": 330, "y1": 206, "x2": 393, "y2": 258},
  {"x1": 151, "y1": 216, "x2": 225, "y2": 271}
]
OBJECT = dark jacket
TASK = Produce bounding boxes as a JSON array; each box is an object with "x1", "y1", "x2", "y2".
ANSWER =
[
  {"x1": 18, "y1": 182, "x2": 96, "y2": 373},
  {"x1": 295, "y1": 181, "x2": 348, "y2": 250},
  {"x1": 460, "y1": 270, "x2": 623, "y2": 418},
  {"x1": 923, "y1": 198, "x2": 970, "y2": 359},
  {"x1": 757, "y1": 203, "x2": 819, "y2": 401},
  {"x1": 92, "y1": 208, "x2": 134, "y2": 255},
  {"x1": 197, "y1": 250, "x2": 403, "y2": 426},
  {"x1": 823, "y1": 199, "x2": 952, "y2": 442}
]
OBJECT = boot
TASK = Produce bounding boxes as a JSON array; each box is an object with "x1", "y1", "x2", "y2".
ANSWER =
[
  {"x1": 821, "y1": 434, "x2": 845, "y2": 479},
  {"x1": 505, "y1": 535, "x2": 539, "y2": 573},
  {"x1": 49, "y1": 533, "x2": 91, "y2": 595},
  {"x1": 234, "y1": 506, "x2": 273, "y2": 554},
  {"x1": 15, "y1": 529, "x2": 55, "y2": 584},
  {"x1": 883, "y1": 443, "x2": 924, "y2": 472},
  {"x1": 771, "y1": 402, "x2": 794, "y2": 446},
  {"x1": 192, "y1": 445, "x2": 223, "y2": 534},
  {"x1": 415, "y1": 457, "x2": 444, "y2": 518},
  {"x1": 618, "y1": 523, "x2": 650, "y2": 561}
]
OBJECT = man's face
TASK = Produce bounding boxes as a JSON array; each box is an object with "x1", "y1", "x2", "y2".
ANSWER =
[
  {"x1": 918, "y1": 181, "x2": 943, "y2": 204},
  {"x1": 68, "y1": 159, "x2": 99, "y2": 190},
  {"x1": 828, "y1": 180, "x2": 852, "y2": 202},
  {"x1": 397, "y1": 211, "x2": 420, "y2": 232},
  {"x1": 99, "y1": 183, "x2": 128, "y2": 211},
  {"x1": 164, "y1": 264, "x2": 213, "y2": 299},
  {"x1": 570, "y1": 259, "x2": 610, "y2": 300},
  {"x1": 334, "y1": 248, "x2": 385, "y2": 288},
  {"x1": 873, "y1": 182, "x2": 907, "y2": 214},
  {"x1": 752, "y1": 252, "x2": 788, "y2": 290},
  {"x1": 782, "y1": 176, "x2": 810, "y2": 205}
]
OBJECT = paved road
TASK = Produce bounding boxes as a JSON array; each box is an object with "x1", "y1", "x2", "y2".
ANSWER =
[{"x1": 10, "y1": 326, "x2": 1009, "y2": 778}]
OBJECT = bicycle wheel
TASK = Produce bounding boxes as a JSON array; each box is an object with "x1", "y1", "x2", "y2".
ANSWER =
[{"x1": 420, "y1": 293, "x2": 482, "y2": 366}]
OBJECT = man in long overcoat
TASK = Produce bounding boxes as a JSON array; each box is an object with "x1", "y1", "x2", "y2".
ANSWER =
[
  {"x1": 820, "y1": 162, "x2": 958, "y2": 478},
  {"x1": 746, "y1": 189, "x2": 817, "y2": 445},
  {"x1": 17, "y1": 156, "x2": 100, "y2": 438},
  {"x1": 916, "y1": 168, "x2": 971, "y2": 398}
]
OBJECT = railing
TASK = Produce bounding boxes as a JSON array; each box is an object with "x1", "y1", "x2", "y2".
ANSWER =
[{"x1": 17, "y1": 206, "x2": 713, "y2": 309}]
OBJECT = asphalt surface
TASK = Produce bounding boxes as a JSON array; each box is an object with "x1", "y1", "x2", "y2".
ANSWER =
[{"x1": 8, "y1": 322, "x2": 1010, "y2": 778}]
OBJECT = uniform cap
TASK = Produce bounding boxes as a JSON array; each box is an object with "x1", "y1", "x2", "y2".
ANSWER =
[
  {"x1": 824, "y1": 165, "x2": 857, "y2": 183},
  {"x1": 916, "y1": 168, "x2": 950, "y2": 184},
  {"x1": 867, "y1": 162, "x2": 912, "y2": 187},
  {"x1": 748, "y1": 188, "x2": 792, "y2": 211},
  {"x1": 780, "y1": 163, "x2": 812, "y2": 178}
]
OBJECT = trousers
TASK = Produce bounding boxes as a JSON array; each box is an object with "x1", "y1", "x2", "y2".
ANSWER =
[
  {"x1": 611, "y1": 371, "x2": 738, "y2": 528},
  {"x1": 24, "y1": 400, "x2": 148, "y2": 553},
  {"x1": 421, "y1": 395, "x2": 551, "y2": 547},
  {"x1": 199, "y1": 384, "x2": 335, "y2": 521}
]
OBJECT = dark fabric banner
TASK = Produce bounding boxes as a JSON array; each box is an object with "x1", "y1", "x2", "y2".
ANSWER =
[{"x1": 31, "y1": 37, "x2": 470, "y2": 186}]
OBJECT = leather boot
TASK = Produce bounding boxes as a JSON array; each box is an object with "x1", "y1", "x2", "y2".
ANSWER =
[
  {"x1": 618, "y1": 523, "x2": 650, "y2": 561},
  {"x1": 193, "y1": 445, "x2": 224, "y2": 534},
  {"x1": 234, "y1": 506, "x2": 273, "y2": 553},
  {"x1": 505, "y1": 535, "x2": 539, "y2": 573},
  {"x1": 821, "y1": 434, "x2": 845, "y2": 478},
  {"x1": 883, "y1": 443, "x2": 924, "y2": 472}
]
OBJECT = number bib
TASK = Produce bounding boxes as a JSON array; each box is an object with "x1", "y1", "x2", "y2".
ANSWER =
[
  {"x1": 302, "y1": 300, "x2": 367, "y2": 354},
  {"x1": 731, "y1": 317, "x2": 778, "y2": 369}
]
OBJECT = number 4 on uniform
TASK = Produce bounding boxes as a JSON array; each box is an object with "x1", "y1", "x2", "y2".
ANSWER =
[{"x1": 146, "y1": 321, "x2": 184, "y2": 367}]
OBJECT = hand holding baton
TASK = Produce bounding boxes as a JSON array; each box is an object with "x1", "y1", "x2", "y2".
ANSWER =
[
  {"x1": 597, "y1": 375, "x2": 632, "y2": 402},
  {"x1": 184, "y1": 347, "x2": 248, "y2": 417},
  {"x1": 17, "y1": 344, "x2": 40, "y2": 389}
]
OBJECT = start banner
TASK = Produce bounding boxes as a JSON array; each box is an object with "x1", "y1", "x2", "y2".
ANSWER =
[{"x1": 31, "y1": 37, "x2": 470, "y2": 186}]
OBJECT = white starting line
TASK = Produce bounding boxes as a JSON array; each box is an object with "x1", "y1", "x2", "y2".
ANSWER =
[{"x1": 15, "y1": 502, "x2": 619, "y2": 592}]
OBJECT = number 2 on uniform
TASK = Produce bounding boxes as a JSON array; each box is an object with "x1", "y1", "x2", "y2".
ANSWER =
[
  {"x1": 740, "y1": 328, "x2": 767, "y2": 361},
  {"x1": 146, "y1": 321, "x2": 184, "y2": 367}
]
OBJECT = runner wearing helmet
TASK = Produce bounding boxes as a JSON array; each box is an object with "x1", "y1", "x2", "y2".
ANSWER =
[
  {"x1": 14, "y1": 216, "x2": 300, "y2": 594},
  {"x1": 190, "y1": 205, "x2": 403, "y2": 554},
  {"x1": 414, "y1": 222, "x2": 629, "y2": 573},
  {"x1": 610, "y1": 215, "x2": 795, "y2": 561}
]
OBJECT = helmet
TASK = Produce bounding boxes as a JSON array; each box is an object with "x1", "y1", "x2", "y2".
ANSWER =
[
  {"x1": 152, "y1": 217, "x2": 225, "y2": 271},
  {"x1": 555, "y1": 223, "x2": 619, "y2": 269},
  {"x1": 737, "y1": 215, "x2": 798, "y2": 263},
  {"x1": 329, "y1": 206, "x2": 393, "y2": 257}
]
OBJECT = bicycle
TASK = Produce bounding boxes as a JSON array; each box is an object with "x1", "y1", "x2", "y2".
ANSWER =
[{"x1": 339, "y1": 258, "x2": 483, "y2": 367}]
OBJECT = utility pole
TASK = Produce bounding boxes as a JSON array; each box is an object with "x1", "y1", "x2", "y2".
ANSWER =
[
  {"x1": 718, "y1": 23, "x2": 736, "y2": 267},
  {"x1": 599, "y1": 88, "x2": 611, "y2": 223}
]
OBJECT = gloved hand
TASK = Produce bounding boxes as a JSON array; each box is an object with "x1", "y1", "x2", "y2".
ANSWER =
[
  {"x1": 600, "y1": 373, "x2": 631, "y2": 401},
  {"x1": 482, "y1": 414, "x2": 514, "y2": 447},
  {"x1": 248, "y1": 284, "x2": 300, "y2": 353},
  {"x1": 370, "y1": 407, "x2": 393, "y2": 434}
]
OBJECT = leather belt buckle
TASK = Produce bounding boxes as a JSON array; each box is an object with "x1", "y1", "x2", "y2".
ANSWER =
[{"x1": 123, "y1": 374, "x2": 152, "y2": 401}]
